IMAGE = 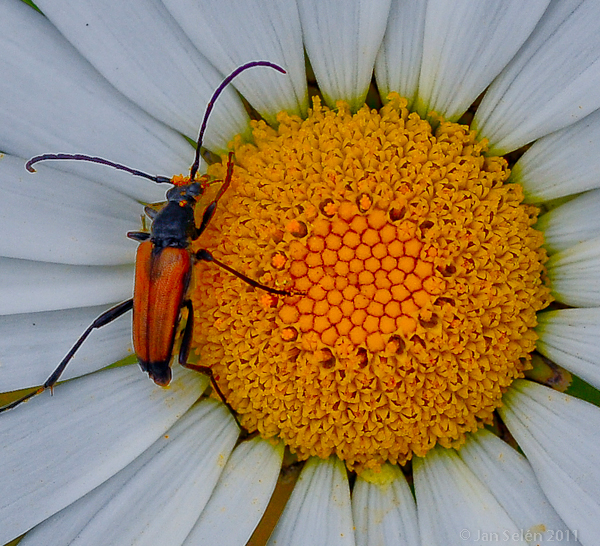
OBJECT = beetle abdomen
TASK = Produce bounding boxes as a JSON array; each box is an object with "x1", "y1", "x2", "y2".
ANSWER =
[{"x1": 133, "y1": 241, "x2": 191, "y2": 386}]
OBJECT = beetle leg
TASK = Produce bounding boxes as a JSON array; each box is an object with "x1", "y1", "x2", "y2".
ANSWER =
[
  {"x1": 127, "y1": 231, "x2": 151, "y2": 242},
  {"x1": 194, "y1": 249, "x2": 292, "y2": 296},
  {"x1": 178, "y1": 300, "x2": 244, "y2": 431},
  {"x1": 177, "y1": 300, "x2": 196, "y2": 368},
  {"x1": 192, "y1": 152, "x2": 234, "y2": 239},
  {"x1": 144, "y1": 205, "x2": 159, "y2": 219},
  {"x1": 0, "y1": 299, "x2": 134, "y2": 413}
]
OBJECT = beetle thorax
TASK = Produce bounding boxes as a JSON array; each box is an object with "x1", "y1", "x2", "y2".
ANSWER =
[{"x1": 151, "y1": 200, "x2": 196, "y2": 249}]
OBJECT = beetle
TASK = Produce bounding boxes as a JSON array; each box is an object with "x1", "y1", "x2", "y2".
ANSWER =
[{"x1": 0, "y1": 61, "x2": 289, "y2": 415}]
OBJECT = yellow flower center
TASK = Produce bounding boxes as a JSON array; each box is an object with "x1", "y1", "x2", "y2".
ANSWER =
[{"x1": 190, "y1": 94, "x2": 551, "y2": 472}]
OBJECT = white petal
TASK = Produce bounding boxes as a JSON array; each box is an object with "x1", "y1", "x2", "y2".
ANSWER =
[
  {"x1": 163, "y1": 0, "x2": 308, "y2": 123},
  {"x1": 267, "y1": 457, "x2": 355, "y2": 546},
  {"x1": 546, "y1": 237, "x2": 600, "y2": 307},
  {"x1": 413, "y1": 0, "x2": 550, "y2": 121},
  {"x1": 374, "y1": 0, "x2": 427, "y2": 109},
  {"x1": 183, "y1": 436, "x2": 284, "y2": 546},
  {"x1": 20, "y1": 399, "x2": 238, "y2": 546},
  {"x1": 473, "y1": 0, "x2": 600, "y2": 154},
  {"x1": 298, "y1": 0, "x2": 392, "y2": 111},
  {"x1": 0, "y1": 0, "x2": 191, "y2": 203},
  {"x1": 0, "y1": 154, "x2": 138, "y2": 265},
  {"x1": 511, "y1": 108, "x2": 600, "y2": 203},
  {"x1": 415, "y1": 447, "x2": 527, "y2": 545},
  {"x1": 536, "y1": 308, "x2": 600, "y2": 391},
  {"x1": 352, "y1": 465, "x2": 420, "y2": 546},
  {"x1": 535, "y1": 190, "x2": 600, "y2": 254},
  {"x1": 34, "y1": 0, "x2": 249, "y2": 153},
  {"x1": 459, "y1": 430, "x2": 578, "y2": 545},
  {"x1": 0, "y1": 258, "x2": 132, "y2": 314},
  {"x1": 0, "y1": 365, "x2": 207, "y2": 545},
  {"x1": 500, "y1": 380, "x2": 600, "y2": 546},
  {"x1": 0, "y1": 305, "x2": 131, "y2": 392}
]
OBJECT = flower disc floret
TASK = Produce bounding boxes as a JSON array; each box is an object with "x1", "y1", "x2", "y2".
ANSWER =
[{"x1": 190, "y1": 94, "x2": 551, "y2": 471}]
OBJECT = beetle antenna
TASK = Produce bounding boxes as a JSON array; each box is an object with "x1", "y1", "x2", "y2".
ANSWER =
[
  {"x1": 25, "y1": 153, "x2": 172, "y2": 184},
  {"x1": 189, "y1": 60, "x2": 286, "y2": 183}
]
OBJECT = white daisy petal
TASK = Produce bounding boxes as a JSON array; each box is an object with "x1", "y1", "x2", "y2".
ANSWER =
[
  {"x1": 0, "y1": 305, "x2": 131, "y2": 392},
  {"x1": 0, "y1": 258, "x2": 132, "y2": 314},
  {"x1": 183, "y1": 436, "x2": 284, "y2": 546},
  {"x1": 19, "y1": 399, "x2": 238, "y2": 546},
  {"x1": 414, "y1": 447, "x2": 526, "y2": 545},
  {"x1": 267, "y1": 457, "x2": 355, "y2": 546},
  {"x1": 473, "y1": 0, "x2": 600, "y2": 154},
  {"x1": 163, "y1": 0, "x2": 308, "y2": 123},
  {"x1": 0, "y1": 365, "x2": 207, "y2": 545},
  {"x1": 374, "y1": 0, "x2": 427, "y2": 109},
  {"x1": 352, "y1": 464, "x2": 420, "y2": 546},
  {"x1": 0, "y1": 155, "x2": 138, "y2": 265},
  {"x1": 414, "y1": 0, "x2": 550, "y2": 121},
  {"x1": 298, "y1": 0, "x2": 392, "y2": 111},
  {"x1": 536, "y1": 308, "x2": 600, "y2": 391},
  {"x1": 535, "y1": 190, "x2": 600, "y2": 254},
  {"x1": 546, "y1": 237, "x2": 600, "y2": 307},
  {"x1": 0, "y1": 0, "x2": 191, "y2": 203},
  {"x1": 511, "y1": 108, "x2": 600, "y2": 203},
  {"x1": 20, "y1": 460, "x2": 151, "y2": 546},
  {"x1": 459, "y1": 430, "x2": 578, "y2": 545},
  {"x1": 500, "y1": 380, "x2": 600, "y2": 546},
  {"x1": 34, "y1": 0, "x2": 249, "y2": 153}
]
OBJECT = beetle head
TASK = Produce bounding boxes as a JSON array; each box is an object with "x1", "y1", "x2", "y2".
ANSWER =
[{"x1": 165, "y1": 182, "x2": 204, "y2": 206}]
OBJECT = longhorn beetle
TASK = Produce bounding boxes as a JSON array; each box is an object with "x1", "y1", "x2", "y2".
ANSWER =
[{"x1": 0, "y1": 61, "x2": 289, "y2": 419}]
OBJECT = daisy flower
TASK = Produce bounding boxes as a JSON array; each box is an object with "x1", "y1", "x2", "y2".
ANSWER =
[{"x1": 2, "y1": 0, "x2": 600, "y2": 545}]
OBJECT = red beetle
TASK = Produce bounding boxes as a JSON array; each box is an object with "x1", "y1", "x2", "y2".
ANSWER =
[{"x1": 1, "y1": 61, "x2": 288, "y2": 414}]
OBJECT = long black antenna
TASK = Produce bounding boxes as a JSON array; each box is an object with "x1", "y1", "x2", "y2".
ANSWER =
[
  {"x1": 25, "y1": 153, "x2": 172, "y2": 184},
  {"x1": 25, "y1": 61, "x2": 286, "y2": 184},
  {"x1": 188, "y1": 61, "x2": 286, "y2": 182}
]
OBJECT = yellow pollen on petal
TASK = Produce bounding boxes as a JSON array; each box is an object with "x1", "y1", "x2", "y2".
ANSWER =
[
  {"x1": 190, "y1": 94, "x2": 552, "y2": 472},
  {"x1": 171, "y1": 174, "x2": 188, "y2": 186},
  {"x1": 171, "y1": 173, "x2": 211, "y2": 187}
]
